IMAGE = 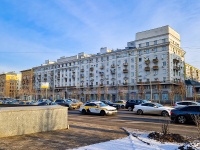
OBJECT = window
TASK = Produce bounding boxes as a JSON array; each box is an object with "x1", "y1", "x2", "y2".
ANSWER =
[
  {"x1": 139, "y1": 58, "x2": 142, "y2": 62},
  {"x1": 146, "y1": 49, "x2": 149, "y2": 54},
  {"x1": 162, "y1": 46, "x2": 167, "y2": 51},
  {"x1": 118, "y1": 73, "x2": 121, "y2": 77},
  {"x1": 163, "y1": 69, "x2": 166, "y2": 74},
  {"x1": 139, "y1": 64, "x2": 142, "y2": 69},
  {"x1": 154, "y1": 40, "x2": 157, "y2": 45},
  {"x1": 131, "y1": 65, "x2": 134, "y2": 70},
  {"x1": 131, "y1": 72, "x2": 134, "y2": 77},
  {"x1": 139, "y1": 44, "x2": 141, "y2": 47},
  {"x1": 146, "y1": 42, "x2": 149, "y2": 46},
  {"x1": 131, "y1": 79, "x2": 134, "y2": 83},
  {"x1": 162, "y1": 39, "x2": 166, "y2": 43},
  {"x1": 118, "y1": 60, "x2": 121, "y2": 65},
  {"x1": 162, "y1": 54, "x2": 166, "y2": 59},
  {"x1": 154, "y1": 48, "x2": 157, "y2": 52},
  {"x1": 163, "y1": 62, "x2": 166, "y2": 66},
  {"x1": 131, "y1": 58, "x2": 134, "y2": 63}
]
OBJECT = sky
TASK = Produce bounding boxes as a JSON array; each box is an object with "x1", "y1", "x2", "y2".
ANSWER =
[{"x1": 0, "y1": 0, "x2": 200, "y2": 73}]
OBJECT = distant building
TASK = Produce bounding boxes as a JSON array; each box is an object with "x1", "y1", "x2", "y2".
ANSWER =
[
  {"x1": 20, "y1": 69, "x2": 34, "y2": 100},
  {"x1": 185, "y1": 63, "x2": 200, "y2": 82},
  {"x1": 0, "y1": 72, "x2": 21, "y2": 98}
]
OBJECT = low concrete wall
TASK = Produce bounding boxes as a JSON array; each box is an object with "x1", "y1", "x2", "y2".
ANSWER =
[{"x1": 0, "y1": 106, "x2": 68, "y2": 138}]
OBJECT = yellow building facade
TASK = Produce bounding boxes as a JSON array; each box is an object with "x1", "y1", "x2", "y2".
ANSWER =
[
  {"x1": 0, "y1": 72, "x2": 20, "y2": 98},
  {"x1": 185, "y1": 63, "x2": 200, "y2": 82}
]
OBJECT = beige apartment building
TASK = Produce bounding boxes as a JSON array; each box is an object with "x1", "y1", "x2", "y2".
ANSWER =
[
  {"x1": 185, "y1": 63, "x2": 200, "y2": 82},
  {"x1": 0, "y1": 72, "x2": 21, "y2": 98},
  {"x1": 31, "y1": 25, "x2": 186, "y2": 104}
]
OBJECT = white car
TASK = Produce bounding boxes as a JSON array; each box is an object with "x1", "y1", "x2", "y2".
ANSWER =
[
  {"x1": 79, "y1": 101, "x2": 117, "y2": 116},
  {"x1": 174, "y1": 101, "x2": 200, "y2": 108},
  {"x1": 133, "y1": 102, "x2": 173, "y2": 116}
]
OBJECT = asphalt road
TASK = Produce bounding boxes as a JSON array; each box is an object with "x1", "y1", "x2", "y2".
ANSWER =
[{"x1": 69, "y1": 109, "x2": 198, "y2": 138}]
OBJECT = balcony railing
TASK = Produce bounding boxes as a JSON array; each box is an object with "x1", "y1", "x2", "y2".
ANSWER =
[
  {"x1": 111, "y1": 64, "x2": 115, "y2": 68},
  {"x1": 90, "y1": 67, "x2": 94, "y2": 71},
  {"x1": 99, "y1": 83, "x2": 104, "y2": 87},
  {"x1": 145, "y1": 60, "x2": 150, "y2": 65},
  {"x1": 123, "y1": 63, "x2": 128, "y2": 66},
  {"x1": 145, "y1": 67, "x2": 150, "y2": 71},
  {"x1": 173, "y1": 66, "x2": 180, "y2": 70},
  {"x1": 173, "y1": 58, "x2": 180, "y2": 63},
  {"x1": 153, "y1": 58, "x2": 158, "y2": 63},
  {"x1": 153, "y1": 66, "x2": 159, "y2": 70},
  {"x1": 100, "y1": 66, "x2": 104, "y2": 69},
  {"x1": 90, "y1": 73, "x2": 94, "y2": 77},
  {"x1": 81, "y1": 69, "x2": 84, "y2": 72},
  {"x1": 123, "y1": 69, "x2": 128, "y2": 73}
]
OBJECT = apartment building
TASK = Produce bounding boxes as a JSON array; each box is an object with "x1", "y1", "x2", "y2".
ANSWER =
[
  {"x1": 32, "y1": 25, "x2": 185, "y2": 103},
  {"x1": 20, "y1": 69, "x2": 34, "y2": 100},
  {"x1": 185, "y1": 63, "x2": 200, "y2": 82},
  {"x1": 0, "y1": 72, "x2": 21, "y2": 98}
]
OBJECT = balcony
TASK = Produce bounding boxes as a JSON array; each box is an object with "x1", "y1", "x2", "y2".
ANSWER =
[
  {"x1": 124, "y1": 76, "x2": 128, "y2": 80},
  {"x1": 153, "y1": 58, "x2": 158, "y2": 63},
  {"x1": 110, "y1": 69, "x2": 115, "y2": 74},
  {"x1": 99, "y1": 83, "x2": 104, "y2": 87},
  {"x1": 144, "y1": 67, "x2": 150, "y2": 71},
  {"x1": 89, "y1": 73, "x2": 94, "y2": 77},
  {"x1": 173, "y1": 58, "x2": 180, "y2": 63},
  {"x1": 153, "y1": 66, "x2": 159, "y2": 70},
  {"x1": 111, "y1": 64, "x2": 115, "y2": 68},
  {"x1": 89, "y1": 84, "x2": 93, "y2": 87},
  {"x1": 72, "y1": 75, "x2": 75, "y2": 78},
  {"x1": 81, "y1": 69, "x2": 84, "y2": 72},
  {"x1": 90, "y1": 67, "x2": 94, "y2": 71},
  {"x1": 123, "y1": 69, "x2": 128, "y2": 73},
  {"x1": 100, "y1": 66, "x2": 104, "y2": 69},
  {"x1": 80, "y1": 85, "x2": 84, "y2": 88},
  {"x1": 145, "y1": 60, "x2": 150, "y2": 65},
  {"x1": 173, "y1": 66, "x2": 180, "y2": 70},
  {"x1": 123, "y1": 82, "x2": 128, "y2": 85},
  {"x1": 123, "y1": 63, "x2": 128, "y2": 66}
]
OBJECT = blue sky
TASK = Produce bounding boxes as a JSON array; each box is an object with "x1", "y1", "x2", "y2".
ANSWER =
[{"x1": 0, "y1": 0, "x2": 200, "y2": 73}]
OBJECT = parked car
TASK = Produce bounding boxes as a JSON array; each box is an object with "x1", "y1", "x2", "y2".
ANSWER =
[
  {"x1": 101, "y1": 100, "x2": 120, "y2": 109},
  {"x1": 113, "y1": 100, "x2": 126, "y2": 109},
  {"x1": 174, "y1": 101, "x2": 200, "y2": 108},
  {"x1": 170, "y1": 106, "x2": 200, "y2": 124},
  {"x1": 133, "y1": 102, "x2": 173, "y2": 116},
  {"x1": 125, "y1": 99, "x2": 148, "y2": 111},
  {"x1": 68, "y1": 99, "x2": 83, "y2": 108},
  {"x1": 55, "y1": 99, "x2": 78, "y2": 109},
  {"x1": 79, "y1": 101, "x2": 117, "y2": 116}
]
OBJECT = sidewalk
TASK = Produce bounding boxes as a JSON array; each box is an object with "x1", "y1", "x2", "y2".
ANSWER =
[{"x1": 0, "y1": 122, "x2": 127, "y2": 150}]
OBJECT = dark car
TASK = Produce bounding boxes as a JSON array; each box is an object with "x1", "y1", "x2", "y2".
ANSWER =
[
  {"x1": 170, "y1": 106, "x2": 200, "y2": 124},
  {"x1": 125, "y1": 99, "x2": 148, "y2": 111},
  {"x1": 101, "y1": 100, "x2": 120, "y2": 109},
  {"x1": 55, "y1": 99, "x2": 70, "y2": 107}
]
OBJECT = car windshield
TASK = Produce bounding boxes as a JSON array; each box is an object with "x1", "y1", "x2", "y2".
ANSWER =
[{"x1": 155, "y1": 103, "x2": 163, "y2": 107}]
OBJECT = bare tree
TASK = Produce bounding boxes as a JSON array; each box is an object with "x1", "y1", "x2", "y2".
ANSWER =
[
  {"x1": 85, "y1": 87, "x2": 91, "y2": 101},
  {"x1": 157, "y1": 83, "x2": 162, "y2": 104},
  {"x1": 104, "y1": 87, "x2": 108, "y2": 100},
  {"x1": 169, "y1": 85, "x2": 175, "y2": 106},
  {"x1": 191, "y1": 114, "x2": 200, "y2": 139},
  {"x1": 178, "y1": 81, "x2": 186, "y2": 101},
  {"x1": 97, "y1": 86, "x2": 101, "y2": 101},
  {"x1": 193, "y1": 85, "x2": 197, "y2": 102},
  {"x1": 138, "y1": 84, "x2": 145, "y2": 99}
]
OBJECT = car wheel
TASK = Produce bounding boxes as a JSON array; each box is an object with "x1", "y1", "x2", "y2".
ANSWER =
[
  {"x1": 161, "y1": 111, "x2": 169, "y2": 117},
  {"x1": 177, "y1": 115, "x2": 187, "y2": 124},
  {"x1": 128, "y1": 107, "x2": 132, "y2": 111},
  {"x1": 137, "y1": 109, "x2": 143, "y2": 115},
  {"x1": 82, "y1": 109, "x2": 86, "y2": 115},
  {"x1": 100, "y1": 110, "x2": 106, "y2": 116},
  {"x1": 121, "y1": 105, "x2": 125, "y2": 109}
]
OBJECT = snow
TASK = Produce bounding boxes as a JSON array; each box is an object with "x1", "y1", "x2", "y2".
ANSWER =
[{"x1": 74, "y1": 128, "x2": 200, "y2": 150}]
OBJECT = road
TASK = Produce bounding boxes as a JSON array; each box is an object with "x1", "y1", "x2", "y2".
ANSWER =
[{"x1": 69, "y1": 109, "x2": 197, "y2": 138}]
